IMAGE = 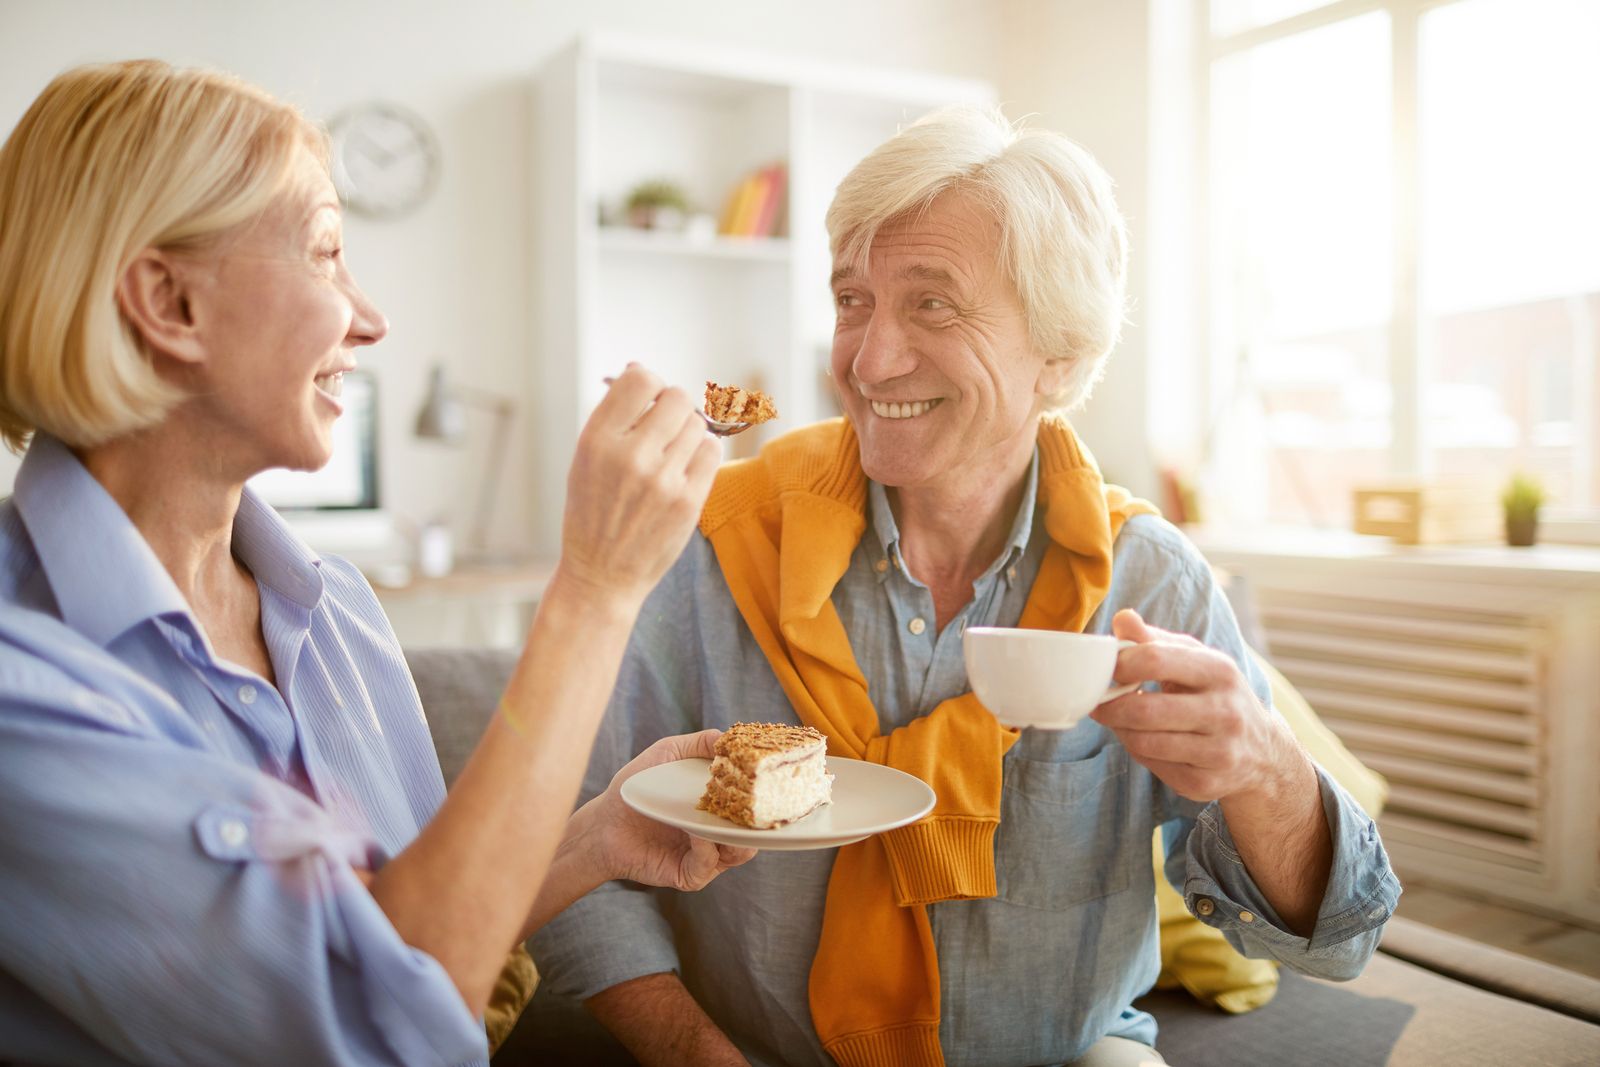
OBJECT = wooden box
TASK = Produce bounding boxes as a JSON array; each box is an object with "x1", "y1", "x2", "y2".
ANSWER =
[{"x1": 1352, "y1": 484, "x2": 1499, "y2": 545}]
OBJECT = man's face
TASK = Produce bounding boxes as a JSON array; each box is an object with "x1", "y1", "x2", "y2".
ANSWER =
[{"x1": 829, "y1": 192, "x2": 1056, "y2": 492}]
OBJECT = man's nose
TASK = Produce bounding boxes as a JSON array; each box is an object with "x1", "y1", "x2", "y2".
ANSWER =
[{"x1": 851, "y1": 308, "x2": 917, "y2": 385}]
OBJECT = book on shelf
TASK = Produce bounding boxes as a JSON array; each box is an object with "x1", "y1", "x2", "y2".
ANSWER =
[{"x1": 717, "y1": 163, "x2": 787, "y2": 238}]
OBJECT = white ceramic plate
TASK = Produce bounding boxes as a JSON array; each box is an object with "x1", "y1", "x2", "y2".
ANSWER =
[{"x1": 620, "y1": 756, "x2": 937, "y2": 851}]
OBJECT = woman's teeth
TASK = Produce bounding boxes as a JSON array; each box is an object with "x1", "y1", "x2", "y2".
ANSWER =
[
  {"x1": 314, "y1": 372, "x2": 344, "y2": 397},
  {"x1": 869, "y1": 398, "x2": 940, "y2": 420}
]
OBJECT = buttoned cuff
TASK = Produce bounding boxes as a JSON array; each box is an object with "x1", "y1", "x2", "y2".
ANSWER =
[{"x1": 1180, "y1": 765, "x2": 1402, "y2": 979}]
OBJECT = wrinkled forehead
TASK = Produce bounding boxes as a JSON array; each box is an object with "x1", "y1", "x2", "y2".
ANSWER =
[{"x1": 831, "y1": 191, "x2": 1004, "y2": 288}]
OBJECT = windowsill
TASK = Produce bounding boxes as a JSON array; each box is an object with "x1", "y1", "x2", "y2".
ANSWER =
[{"x1": 1187, "y1": 523, "x2": 1600, "y2": 581}]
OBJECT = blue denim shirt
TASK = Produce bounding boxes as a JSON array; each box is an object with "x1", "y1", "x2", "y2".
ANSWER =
[
  {"x1": 532, "y1": 452, "x2": 1400, "y2": 1067},
  {"x1": 0, "y1": 437, "x2": 486, "y2": 1067}
]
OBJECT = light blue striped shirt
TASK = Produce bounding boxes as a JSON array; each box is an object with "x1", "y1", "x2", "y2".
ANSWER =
[
  {"x1": 0, "y1": 435, "x2": 486, "y2": 1067},
  {"x1": 532, "y1": 451, "x2": 1401, "y2": 1067}
]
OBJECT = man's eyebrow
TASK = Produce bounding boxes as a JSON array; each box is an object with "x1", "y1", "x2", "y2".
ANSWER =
[
  {"x1": 829, "y1": 267, "x2": 854, "y2": 287},
  {"x1": 898, "y1": 264, "x2": 956, "y2": 284}
]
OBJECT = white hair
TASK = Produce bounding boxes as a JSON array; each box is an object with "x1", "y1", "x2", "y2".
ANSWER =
[{"x1": 826, "y1": 106, "x2": 1128, "y2": 411}]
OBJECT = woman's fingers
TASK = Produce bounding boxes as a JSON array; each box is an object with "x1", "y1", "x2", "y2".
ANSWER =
[
  {"x1": 589, "y1": 365, "x2": 664, "y2": 437},
  {"x1": 628, "y1": 384, "x2": 698, "y2": 452}
]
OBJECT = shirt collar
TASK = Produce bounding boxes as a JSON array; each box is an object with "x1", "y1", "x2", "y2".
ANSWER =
[
  {"x1": 13, "y1": 434, "x2": 324, "y2": 646},
  {"x1": 232, "y1": 486, "x2": 325, "y2": 612},
  {"x1": 866, "y1": 447, "x2": 1040, "y2": 583}
]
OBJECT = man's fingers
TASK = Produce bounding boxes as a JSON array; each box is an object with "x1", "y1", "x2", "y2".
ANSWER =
[
  {"x1": 1111, "y1": 608, "x2": 1154, "y2": 643},
  {"x1": 1092, "y1": 691, "x2": 1210, "y2": 733},
  {"x1": 1114, "y1": 727, "x2": 1223, "y2": 768},
  {"x1": 1113, "y1": 641, "x2": 1237, "y2": 691}
]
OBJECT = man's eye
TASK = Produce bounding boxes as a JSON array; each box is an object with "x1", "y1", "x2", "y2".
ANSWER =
[
  {"x1": 835, "y1": 292, "x2": 860, "y2": 308},
  {"x1": 921, "y1": 297, "x2": 949, "y2": 311}
]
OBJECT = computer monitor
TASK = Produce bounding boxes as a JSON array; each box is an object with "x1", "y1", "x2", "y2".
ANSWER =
[{"x1": 249, "y1": 369, "x2": 379, "y2": 511}]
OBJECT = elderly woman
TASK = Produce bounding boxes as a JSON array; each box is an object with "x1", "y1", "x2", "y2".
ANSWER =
[
  {"x1": 530, "y1": 107, "x2": 1401, "y2": 1067},
  {"x1": 0, "y1": 61, "x2": 750, "y2": 1066}
]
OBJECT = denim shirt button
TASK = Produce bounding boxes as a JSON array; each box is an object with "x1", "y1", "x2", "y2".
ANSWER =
[
  {"x1": 1238, "y1": 910, "x2": 1255, "y2": 923},
  {"x1": 1194, "y1": 897, "x2": 1216, "y2": 917}
]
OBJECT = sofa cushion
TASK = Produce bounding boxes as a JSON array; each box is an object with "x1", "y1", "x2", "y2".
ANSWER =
[
  {"x1": 1379, "y1": 915, "x2": 1600, "y2": 1026},
  {"x1": 1141, "y1": 948, "x2": 1600, "y2": 1066},
  {"x1": 405, "y1": 647, "x2": 518, "y2": 786}
]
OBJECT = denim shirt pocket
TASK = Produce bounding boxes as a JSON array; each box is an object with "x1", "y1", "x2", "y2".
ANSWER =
[{"x1": 995, "y1": 740, "x2": 1138, "y2": 911}]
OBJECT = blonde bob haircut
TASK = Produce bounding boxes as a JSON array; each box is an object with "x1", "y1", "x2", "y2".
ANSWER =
[
  {"x1": 0, "y1": 59, "x2": 326, "y2": 452},
  {"x1": 826, "y1": 106, "x2": 1128, "y2": 412}
]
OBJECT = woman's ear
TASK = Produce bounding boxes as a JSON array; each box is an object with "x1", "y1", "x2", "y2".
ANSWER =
[{"x1": 116, "y1": 249, "x2": 207, "y2": 367}]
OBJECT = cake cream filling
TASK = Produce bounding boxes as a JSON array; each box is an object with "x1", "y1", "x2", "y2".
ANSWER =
[{"x1": 709, "y1": 743, "x2": 833, "y2": 829}]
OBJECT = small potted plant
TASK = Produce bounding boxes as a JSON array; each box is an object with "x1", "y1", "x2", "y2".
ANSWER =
[
  {"x1": 1501, "y1": 472, "x2": 1546, "y2": 547},
  {"x1": 625, "y1": 179, "x2": 689, "y2": 231}
]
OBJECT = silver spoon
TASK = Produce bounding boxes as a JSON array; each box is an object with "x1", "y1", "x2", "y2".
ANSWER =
[{"x1": 601, "y1": 376, "x2": 753, "y2": 437}]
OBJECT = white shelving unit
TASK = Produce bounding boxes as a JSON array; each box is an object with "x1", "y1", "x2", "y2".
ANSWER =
[{"x1": 531, "y1": 34, "x2": 994, "y2": 553}]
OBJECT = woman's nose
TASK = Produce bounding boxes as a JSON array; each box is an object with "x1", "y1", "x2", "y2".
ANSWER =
[{"x1": 346, "y1": 280, "x2": 388, "y2": 348}]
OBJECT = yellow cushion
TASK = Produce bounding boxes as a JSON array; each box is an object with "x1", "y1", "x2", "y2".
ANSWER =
[
  {"x1": 1152, "y1": 648, "x2": 1388, "y2": 1013},
  {"x1": 484, "y1": 944, "x2": 539, "y2": 1053}
]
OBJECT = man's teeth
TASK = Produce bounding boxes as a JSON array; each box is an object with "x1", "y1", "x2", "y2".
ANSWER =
[
  {"x1": 314, "y1": 372, "x2": 344, "y2": 397},
  {"x1": 869, "y1": 398, "x2": 939, "y2": 420}
]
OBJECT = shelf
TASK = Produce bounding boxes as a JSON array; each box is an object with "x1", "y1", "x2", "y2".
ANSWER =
[{"x1": 596, "y1": 227, "x2": 789, "y2": 262}]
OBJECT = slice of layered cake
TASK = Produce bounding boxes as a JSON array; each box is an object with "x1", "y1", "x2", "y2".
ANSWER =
[
  {"x1": 704, "y1": 381, "x2": 779, "y2": 427},
  {"x1": 697, "y1": 722, "x2": 833, "y2": 829}
]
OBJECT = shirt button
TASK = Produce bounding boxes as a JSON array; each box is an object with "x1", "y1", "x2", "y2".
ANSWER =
[
  {"x1": 1194, "y1": 897, "x2": 1216, "y2": 917},
  {"x1": 1239, "y1": 910, "x2": 1255, "y2": 923},
  {"x1": 1007, "y1": 565, "x2": 1018, "y2": 582},
  {"x1": 874, "y1": 558, "x2": 889, "y2": 573},
  {"x1": 219, "y1": 819, "x2": 249, "y2": 848},
  {"x1": 238, "y1": 684, "x2": 257, "y2": 705},
  {"x1": 908, "y1": 617, "x2": 927, "y2": 636}
]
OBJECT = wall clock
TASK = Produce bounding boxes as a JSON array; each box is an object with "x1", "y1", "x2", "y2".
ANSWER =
[{"x1": 326, "y1": 102, "x2": 441, "y2": 220}]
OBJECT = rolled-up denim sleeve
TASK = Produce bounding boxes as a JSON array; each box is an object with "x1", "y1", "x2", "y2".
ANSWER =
[
  {"x1": 0, "y1": 691, "x2": 487, "y2": 1067},
  {"x1": 1173, "y1": 767, "x2": 1402, "y2": 981}
]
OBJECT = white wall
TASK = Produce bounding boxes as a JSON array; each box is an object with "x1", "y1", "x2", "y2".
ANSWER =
[
  {"x1": 997, "y1": 0, "x2": 1162, "y2": 500},
  {"x1": 0, "y1": 0, "x2": 1008, "y2": 554}
]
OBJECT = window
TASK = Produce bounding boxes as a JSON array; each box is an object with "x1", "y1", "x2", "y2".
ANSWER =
[{"x1": 1200, "y1": 0, "x2": 1600, "y2": 528}]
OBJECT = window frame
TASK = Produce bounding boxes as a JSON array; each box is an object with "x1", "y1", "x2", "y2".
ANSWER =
[{"x1": 1194, "y1": 0, "x2": 1600, "y2": 533}]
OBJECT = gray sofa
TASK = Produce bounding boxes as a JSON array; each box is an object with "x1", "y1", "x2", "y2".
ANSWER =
[{"x1": 405, "y1": 648, "x2": 1600, "y2": 1066}]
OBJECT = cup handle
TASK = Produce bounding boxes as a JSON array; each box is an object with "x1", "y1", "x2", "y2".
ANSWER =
[
  {"x1": 1096, "y1": 639, "x2": 1142, "y2": 705},
  {"x1": 1096, "y1": 681, "x2": 1139, "y2": 705}
]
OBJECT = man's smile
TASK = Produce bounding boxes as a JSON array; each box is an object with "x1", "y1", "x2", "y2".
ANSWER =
[{"x1": 867, "y1": 398, "x2": 944, "y2": 420}]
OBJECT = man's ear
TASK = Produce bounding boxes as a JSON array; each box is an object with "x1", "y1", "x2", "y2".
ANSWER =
[
  {"x1": 1037, "y1": 353, "x2": 1074, "y2": 402},
  {"x1": 116, "y1": 249, "x2": 207, "y2": 367}
]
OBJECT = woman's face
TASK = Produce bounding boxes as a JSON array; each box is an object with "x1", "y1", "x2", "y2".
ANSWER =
[{"x1": 184, "y1": 147, "x2": 387, "y2": 477}]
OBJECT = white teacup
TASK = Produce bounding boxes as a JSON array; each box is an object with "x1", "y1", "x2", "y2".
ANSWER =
[{"x1": 963, "y1": 627, "x2": 1138, "y2": 730}]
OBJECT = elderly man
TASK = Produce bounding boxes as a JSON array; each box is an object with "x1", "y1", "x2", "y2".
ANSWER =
[{"x1": 532, "y1": 108, "x2": 1399, "y2": 1067}]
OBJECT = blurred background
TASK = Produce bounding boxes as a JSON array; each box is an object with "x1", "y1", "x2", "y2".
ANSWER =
[
  {"x1": 3, "y1": 0, "x2": 1595, "y2": 556},
  {"x1": 4, "y1": 0, "x2": 1599, "y2": 967}
]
